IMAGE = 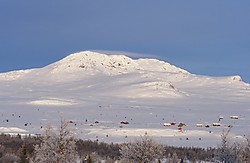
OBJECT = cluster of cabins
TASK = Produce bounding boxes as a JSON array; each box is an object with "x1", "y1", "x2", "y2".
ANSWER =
[
  {"x1": 162, "y1": 115, "x2": 239, "y2": 131},
  {"x1": 117, "y1": 115, "x2": 240, "y2": 132}
]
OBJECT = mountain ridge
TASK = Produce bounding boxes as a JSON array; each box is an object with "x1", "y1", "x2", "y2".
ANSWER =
[
  {"x1": 0, "y1": 50, "x2": 249, "y2": 147},
  {"x1": 0, "y1": 50, "x2": 248, "y2": 100},
  {"x1": 0, "y1": 51, "x2": 245, "y2": 84}
]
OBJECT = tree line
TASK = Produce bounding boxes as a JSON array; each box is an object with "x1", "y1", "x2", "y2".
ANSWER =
[{"x1": 0, "y1": 120, "x2": 249, "y2": 162}]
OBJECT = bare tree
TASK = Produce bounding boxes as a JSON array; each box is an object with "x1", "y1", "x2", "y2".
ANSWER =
[
  {"x1": 0, "y1": 153, "x2": 20, "y2": 163},
  {"x1": 217, "y1": 127, "x2": 237, "y2": 163},
  {"x1": 120, "y1": 135, "x2": 165, "y2": 163},
  {"x1": 32, "y1": 119, "x2": 79, "y2": 163},
  {"x1": 234, "y1": 135, "x2": 250, "y2": 163},
  {"x1": 216, "y1": 127, "x2": 250, "y2": 163},
  {"x1": 170, "y1": 152, "x2": 179, "y2": 163}
]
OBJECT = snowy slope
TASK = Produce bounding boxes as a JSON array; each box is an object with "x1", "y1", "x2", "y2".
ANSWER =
[{"x1": 0, "y1": 51, "x2": 249, "y2": 147}]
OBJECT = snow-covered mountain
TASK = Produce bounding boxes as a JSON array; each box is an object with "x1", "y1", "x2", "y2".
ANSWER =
[{"x1": 0, "y1": 51, "x2": 249, "y2": 147}]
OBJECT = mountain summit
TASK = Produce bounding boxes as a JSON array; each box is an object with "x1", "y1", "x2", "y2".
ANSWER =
[{"x1": 46, "y1": 51, "x2": 189, "y2": 75}]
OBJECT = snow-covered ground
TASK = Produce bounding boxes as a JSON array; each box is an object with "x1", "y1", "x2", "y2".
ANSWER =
[{"x1": 0, "y1": 51, "x2": 249, "y2": 148}]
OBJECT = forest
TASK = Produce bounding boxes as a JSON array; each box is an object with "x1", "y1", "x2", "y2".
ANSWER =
[{"x1": 0, "y1": 120, "x2": 249, "y2": 163}]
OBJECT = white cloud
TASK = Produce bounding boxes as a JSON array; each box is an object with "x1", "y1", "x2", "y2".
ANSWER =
[{"x1": 91, "y1": 50, "x2": 159, "y2": 59}]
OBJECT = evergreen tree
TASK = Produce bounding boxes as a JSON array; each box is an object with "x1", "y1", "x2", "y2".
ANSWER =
[
  {"x1": 85, "y1": 154, "x2": 92, "y2": 163},
  {"x1": 19, "y1": 144, "x2": 29, "y2": 163}
]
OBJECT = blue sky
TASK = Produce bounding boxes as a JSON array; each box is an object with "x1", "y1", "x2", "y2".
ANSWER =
[{"x1": 0, "y1": 1, "x2": 250, "y2": 82}]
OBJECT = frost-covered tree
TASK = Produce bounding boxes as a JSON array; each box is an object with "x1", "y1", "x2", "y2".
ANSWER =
[
  {"x1": 120, "y1": 135, "x2": 165, "y2": 163},
  {"x1": 0, "y1": 153, "x2": 20, "y2": 163},
  {"x1": 244, "y1": 136, "x2": 250, "y2": 162},
  {"x1": 170, "y1": 152, "x2": 179, "y2": 163},
  {"x1": 32, "y1": 119, "x2": 79, "y2": 163},
  {"x1": 233, "y1": 135, "x2": 250, "y2": 163},
  {"x1": 217, "y1": 127, "x2": 237, "y2": 163},
  {"x1": 216, "y1": 127, "x2": 250, "y2": 163}
]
